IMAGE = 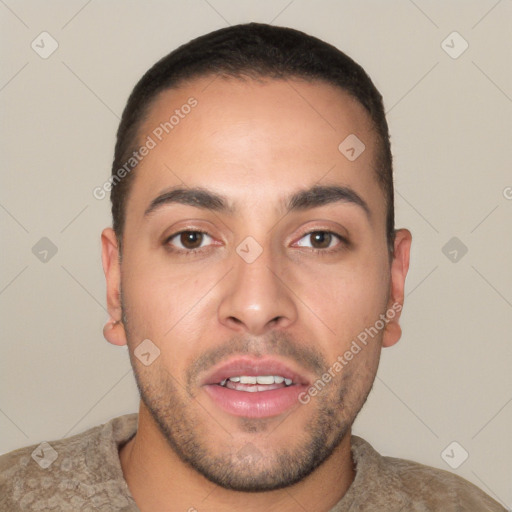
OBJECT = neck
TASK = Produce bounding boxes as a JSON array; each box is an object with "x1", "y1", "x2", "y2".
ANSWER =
[{"x1": 120, "y1": 404, "x2": 355, "y2": 512}]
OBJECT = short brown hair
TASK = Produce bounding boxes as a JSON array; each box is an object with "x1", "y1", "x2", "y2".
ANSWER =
[{"x1": 111, "y1": 22, "x2": 395, "y2": 253}]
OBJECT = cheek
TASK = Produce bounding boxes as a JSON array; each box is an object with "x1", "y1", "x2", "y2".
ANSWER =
[
  {"x1": 294, "y1": 253, "x2": 390, "y2": 346},
  {"x1": 121, "y1": 257, "x2": 173, "y2": 333},
  {"x1": 290, "y1": 257, "x2": 389, "y2": 366},
  {"x1": 120, "y1": 255, "x2": 220, "y2": 352}
]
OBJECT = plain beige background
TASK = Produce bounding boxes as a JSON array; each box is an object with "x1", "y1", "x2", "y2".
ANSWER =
[{"x1": 1, "y1": 0, "x2": 511, "y2": 507}]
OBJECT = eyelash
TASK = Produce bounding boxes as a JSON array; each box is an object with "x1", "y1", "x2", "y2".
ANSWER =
[
  {"x1": 164, "y1": 229, "x2": 348, "y2": 256},
  {"x1": 164, "y1": 230, "x2": 214, "y2": 256},
  {"x1": 299, "y1": 231, "x2": 349, "y2": 255}
]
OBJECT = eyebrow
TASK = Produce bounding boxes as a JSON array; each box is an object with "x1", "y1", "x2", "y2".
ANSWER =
[
  {"x1": 144, "y1": 187, "x2": 232, "y2": 216},
  {"x1": 144, "y1": 184, "x2": 371, "y2": 219},
  {"x1": 288, "y1": 185, "x2": 371, "y2": 219}
]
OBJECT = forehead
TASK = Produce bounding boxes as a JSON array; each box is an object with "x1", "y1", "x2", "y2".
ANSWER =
[{"x1": 128, "y1": 76, "x2": 385, "y2": 222}]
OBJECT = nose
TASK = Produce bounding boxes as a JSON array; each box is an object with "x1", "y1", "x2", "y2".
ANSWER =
[{"x1": 217, "y1": 247, "x2": 298, "y2": 336}]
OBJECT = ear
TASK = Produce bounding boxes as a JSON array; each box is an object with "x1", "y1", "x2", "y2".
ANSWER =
[
  {"x1": 101, "y1": 228, "x2": 127, "y2": 346},
  {"x1": 382, "y1": 228, "x2": 412, "y2": 348}
]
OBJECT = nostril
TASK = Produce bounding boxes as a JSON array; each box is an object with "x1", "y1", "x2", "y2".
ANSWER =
[{"x1": 270, "y1": 316, "x2": 282, "y2": 325}]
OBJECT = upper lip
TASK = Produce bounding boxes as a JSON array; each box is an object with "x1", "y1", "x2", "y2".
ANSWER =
[{"x1": 201, "y1": 356, "x2": 312, "y2": 386}]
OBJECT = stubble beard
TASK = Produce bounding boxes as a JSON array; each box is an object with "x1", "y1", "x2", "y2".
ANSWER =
[{"x1": 122, "y1": 302, "x2": 376, "y2": 492}]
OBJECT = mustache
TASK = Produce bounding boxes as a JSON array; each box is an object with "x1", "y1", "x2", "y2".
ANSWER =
[{"x1": 186, "y1": 331, "x2": 327, "y2": 386}]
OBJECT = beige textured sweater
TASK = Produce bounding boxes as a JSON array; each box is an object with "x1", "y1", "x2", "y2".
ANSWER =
[{"x1": 0, "y1": 414, "x2": 506, "y2": 511}]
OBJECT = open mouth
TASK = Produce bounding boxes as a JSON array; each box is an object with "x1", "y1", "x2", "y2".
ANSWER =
[
  {"x1": 201, "y1": 358, "x2": 311, "y2": 418},
  {"x1": 219, "y1": 375, "x2": 294, "y2": 392}
]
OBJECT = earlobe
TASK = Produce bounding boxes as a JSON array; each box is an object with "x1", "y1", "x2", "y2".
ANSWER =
[
  {"x1": 382, "y1": 228, "x2": 412, "y2": 348},
  {"x1": 101, "y1": 228, "x2": 127, "y2": 347},
  {"x1": 103, "y1": 318, "x2": 127, "y2": 347}
]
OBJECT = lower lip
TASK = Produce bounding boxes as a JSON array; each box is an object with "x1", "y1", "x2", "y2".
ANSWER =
[{"x1": 203, "y1": 383, "x2": 307, "y2": 418}]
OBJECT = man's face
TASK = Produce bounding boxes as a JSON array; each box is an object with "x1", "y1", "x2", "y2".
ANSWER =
[{"x1": 105, "y1": 77, "x2": 408, "y2": 491}]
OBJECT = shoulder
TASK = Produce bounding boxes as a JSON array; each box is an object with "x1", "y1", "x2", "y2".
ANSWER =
[
  {"x1": 350, "y1": 436, "x2": 507, "y2": 511},
  {"x1": 0, "y1": 414, "x2": 138, "y2": 512},
  {"x1": 384, "y1": 453, "x2": 506, "y2": 511}
]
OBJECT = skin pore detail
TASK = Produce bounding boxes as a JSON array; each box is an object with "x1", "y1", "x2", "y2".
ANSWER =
[{"x1": 102, "y1": 76, "x2": 411, "y2": 511}]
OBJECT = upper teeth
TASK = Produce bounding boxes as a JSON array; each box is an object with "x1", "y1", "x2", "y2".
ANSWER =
[{"x1": 220, "y1": 375, "x2": 293, "y2": 386}]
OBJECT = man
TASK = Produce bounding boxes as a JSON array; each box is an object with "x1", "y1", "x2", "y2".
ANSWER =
[{"x1": 0, "y1": 23, "x2": 506, "y2": 512}]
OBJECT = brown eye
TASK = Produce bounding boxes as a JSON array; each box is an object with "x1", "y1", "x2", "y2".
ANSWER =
[
  {"x1": 310, "y1": 232, "x2": 332, "y2": 249},
  {"x1": 295, "y1": 231, "x2": 343, "y2": 251},
  {"x1": 180, "y1": 231, "x2": 203, "y2": 249},
  {"x1": 167, "y1": 231, "x2": 213, "y2": 251}
]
